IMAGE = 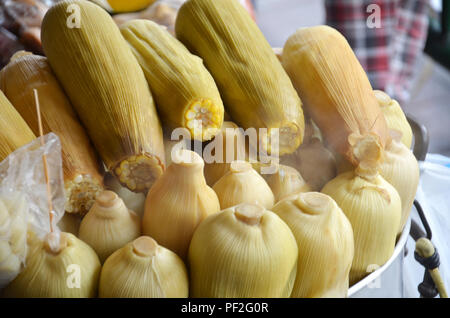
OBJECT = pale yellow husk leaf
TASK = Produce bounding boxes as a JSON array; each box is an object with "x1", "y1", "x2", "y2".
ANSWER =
[
  {"x1": 79, "y1": 191, "x2": 141, "y2": 263},
  {"x1": 143, "y1": 150, "x2": 220, "y2": 260},
  {"x1": 189, "y1": 203, "x2": 298, "y2": 298},
  {"x1": 272, "y1": 192, "x2": 354, "y2": 297},
  {"x1": 322, "y1": 171, "x2": 401, "y2": 285},
  {"x1": 3, "y1": 232, "x2": 101, "y2": 297},
  {"x1": 213, "y1": 161, "x2": 274, "y2": 209},
  {"x1": 99, "y1": 236, "x2": 188, "y2": 298}
]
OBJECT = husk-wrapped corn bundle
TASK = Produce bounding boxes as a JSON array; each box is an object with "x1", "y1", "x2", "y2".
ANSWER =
[
  {"x1": 99, "y1": 236, "x2": 189, "y2": 298},
  {"x1": 379, "y1": 136, "x2": 419, "y2": 235},
  {"x1": 374, "y1": 90, "x2": 413, "y2": 149},
  {"x1": 0, "y1": 90, "x2": 35, "y2": 162},
  {"x1": 176, "y1": 0, "x2": 305, "y2": 155},
  {"x1": 282, "y1": 26, "x2": 389, "y2": 165},
  {"x1": 120, "y1": 19, "x2": 224, "y2": 141},
  {"x1": 212, "y1": 161, "x2": 274, "y2": 209},
  {"x1": 41, "y1": 0, "x2": 165, "y2": 193},
  {"x1": 189, "y1": 203, "x2": 298, "y2": 297},
  {"x1": 322, "y1": 139, "x2": 401, "y2": 284},
  {"x1": 272, "y1": 192, "x2": 354, "y2": 297},
  {"x1": 334, "y1": 132, "x2": 419, "y2": 236},
  {"x1": 143, "y1": 149, "x2": 220, "y2": 260},
  {"x1": 0, "y1": 51, "x2": 104, "y2": 215},
  {"x1": 3, "y1": 232, "x2": 101, "y2": 297},
  {"x1": 79, "y1": 191, "x2": 141, "y2": 263}
]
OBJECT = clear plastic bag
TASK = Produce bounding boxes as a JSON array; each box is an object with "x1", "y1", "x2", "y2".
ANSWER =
[{"x1": 0, "y1": 133, "x2": 65, "y2": 288}]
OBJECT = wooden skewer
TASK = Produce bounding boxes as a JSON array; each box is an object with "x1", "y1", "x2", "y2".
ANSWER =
[{"x1": 33, "y1": 89, "x2": 54, "y2": 233}]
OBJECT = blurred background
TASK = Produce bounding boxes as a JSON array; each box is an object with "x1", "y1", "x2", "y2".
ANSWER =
[{"x1": 253, "y1": 0, "x2": 450, "y2": 156}]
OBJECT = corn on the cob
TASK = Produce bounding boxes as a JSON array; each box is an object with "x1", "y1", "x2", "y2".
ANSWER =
[
  {"x1": 99, "y1": 236, "x2": 189, "y2": 298},
  {"x1": 0, "y1": 51, "x2": 104, "y2": 215},
  {"x1": 79, "y1": 191, "x2": 141, "y2": 263},
  {"x1": 120, "y1": 19, "x2": 224, "y2": 141},
  {"x1": 0, "y1": 90, "x2": 35, "y2": 162},
  {"x1": 41, "y1": 0, "x2": 165, "y2": 193},
  {"x1": 282, "y1": 26, "x2": 389, "y2": 165},
  {"x1": 143, "y1": 149, "x2": 220, "y2": 260},
  {"x1": 189, "y1": 203, "x2": 298, "y2": 298},
  {"x1": 212, "y1": 161, "x2": 274, "y2": 209},
  {"x1": 272, "y1": 192, "x2": 354, "y2": 297},
  {"x1": 176, "y1": 0, "x2": 305, "y2": 155},
  {"x1": 3, "y1": 232, "x2": 101, "y2": 297},
  {"x1": 374, "y1": 90, "x2": 413, "y2": 148}
]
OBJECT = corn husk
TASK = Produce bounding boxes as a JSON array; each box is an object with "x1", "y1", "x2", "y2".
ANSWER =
[
  {"x1": 0, "y1": 90, "x2": 35, "y2": 162},
  {"x1": 379, "y1": 137, "x2": 419, "y2": 235},
  {"x1": 374, "y1": 90, "x2": 412, "y2": 148},
  {"x1": 79, "y1": 191, "x2": 141, "y2": 263},
  {"x1": 282, "y1": 26, "x2": 389, "y2": 165},
  {"x1": 213, "y1": 161, "x2": 274, "y2": 209},
  {"x1": 0, "y1": 51, "x2": 104, "y2": 215},
  {"x1": 41, "y1": 0, "x2": 165, "y2": 193},
  {"x1": 120, "y1": 19, "x2": 224, "y2": 141},
  {"x1": 189, "y1": 203, "x2": 298, "y2": 297},
  {"x1": 143, "y1": 149, "x2": 220, "y2": 260},
  {"x1": 272, "y1": 192, "x2": 354, "y2": 297},
  {"x1": 3, "y1": 232, "x2": 101, "y2": 297},
  {"x1": 203, "y1": 121, "x2": 248, "y2": 186},
  {"x1": 335, "y1": 132, "x2": 419, "y2": 236},
  {"x1": 264, "y1": 164, "x2": 310, "y2": 202},
  {"x1": 176, "y1": 0, "x2": 305, "y2": 155},
  {"x1": 99, "y1": 236, "x2": 188, "y2": 298},
  {"x1": 322, "y1": 140, "x2": 401, "y2": 285}
]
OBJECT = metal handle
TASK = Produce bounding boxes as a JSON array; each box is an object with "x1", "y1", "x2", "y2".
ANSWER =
[{"x1": 407, "y1": 114, "x2": 429, "y2": 161}]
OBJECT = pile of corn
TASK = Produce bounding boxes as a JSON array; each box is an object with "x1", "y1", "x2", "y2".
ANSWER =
[{"x1": 0, "y1": 0, "x2": 419, "y2": 298}]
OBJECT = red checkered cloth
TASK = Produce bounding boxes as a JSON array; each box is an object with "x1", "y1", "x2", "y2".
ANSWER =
[{"x1": 325, "y1": 0, "x2": 430, "y2": 103}]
